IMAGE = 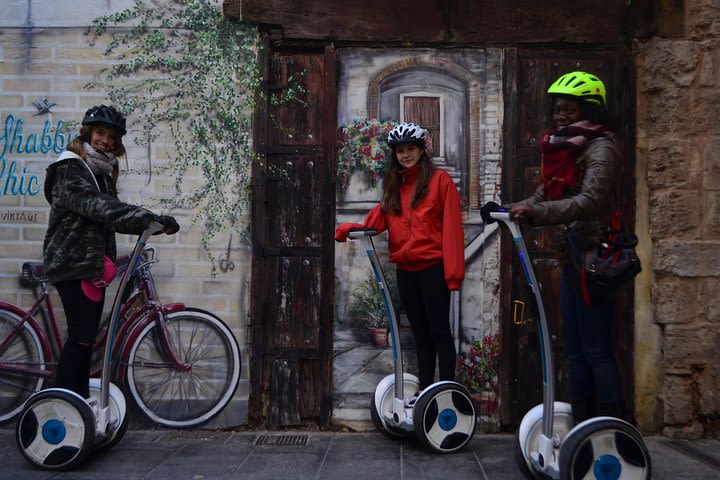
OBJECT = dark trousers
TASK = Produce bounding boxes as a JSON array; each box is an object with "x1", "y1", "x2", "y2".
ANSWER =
[
  {"x1": 396, "y1": 263, "x2": 456, "y2": 390},
  {"x1": 560, "y1": 268, "x2": 623, "y2": 419},
  {"x1": 54, "y1": 279, "x2": 104, "y2": 398}
]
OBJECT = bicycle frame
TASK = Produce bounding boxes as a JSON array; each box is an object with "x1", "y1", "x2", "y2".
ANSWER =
[
  {"x1": 0, "y1": 240, "x2": 189, "y2": 395},
  {"x1": 0, "y1": 297, "x2": 56, "y2": 379}
]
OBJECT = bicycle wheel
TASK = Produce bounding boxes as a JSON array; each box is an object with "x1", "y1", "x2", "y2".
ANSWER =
[
  {"x1": 125, "y1": 309, "x2": 241, "y2": 428},
  {"x1": 0, "y1": 308, "x2": 47, "y2": 424}
]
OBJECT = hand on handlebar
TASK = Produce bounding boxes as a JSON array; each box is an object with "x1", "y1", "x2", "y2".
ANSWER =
[
  {"x1": 155, "y1": 215, "x2": 180, "y2": 235},
  {"x1": 334, "y1": 223, "x2": 364, "y2": 242},
  {"x1": 509, "y1": 204, "x2": 534, "y2": 224},
  {"x1": 480, "y1": 201, "x2": 502, "y2": 224}
]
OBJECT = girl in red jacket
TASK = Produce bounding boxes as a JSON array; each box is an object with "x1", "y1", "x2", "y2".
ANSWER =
[{"x1": 335, "y1": 122, "x2": 465, "y2": 404}]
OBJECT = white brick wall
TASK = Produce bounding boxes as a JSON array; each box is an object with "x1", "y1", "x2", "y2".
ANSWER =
[{"x1": 0, "y1": 1, "x2": 249, "y2": 427}]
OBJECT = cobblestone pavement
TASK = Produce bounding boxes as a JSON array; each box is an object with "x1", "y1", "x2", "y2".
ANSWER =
[{"x1": 2, "y1": 428, "x2": 719, "y2": 479}]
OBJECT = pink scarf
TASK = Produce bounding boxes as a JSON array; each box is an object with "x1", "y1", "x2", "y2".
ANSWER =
[{"x1": 541, "y1": 121, "x2": 608, "y2": 200}]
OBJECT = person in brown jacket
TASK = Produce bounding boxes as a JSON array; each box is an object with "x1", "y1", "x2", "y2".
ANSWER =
[{"x1": 481, "y1": 71, "x2": 624, "y2": 424}]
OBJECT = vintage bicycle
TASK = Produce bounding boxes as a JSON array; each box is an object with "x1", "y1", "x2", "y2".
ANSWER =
[{"x1": 0, "y1": 243, "x2": 241, "y2": 429}]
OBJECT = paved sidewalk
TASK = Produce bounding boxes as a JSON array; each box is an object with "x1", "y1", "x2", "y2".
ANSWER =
[{"x1": 2, "y1": 428, "x2": 720, "y2": 479}]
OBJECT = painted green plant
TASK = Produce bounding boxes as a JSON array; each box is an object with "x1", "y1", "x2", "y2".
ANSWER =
[
  {"x1": 87, "y1": 0, "x2": 303, "y2": 274},
  {"x1": 348, "y1": 265, "x2": 402, "y2": 329}
]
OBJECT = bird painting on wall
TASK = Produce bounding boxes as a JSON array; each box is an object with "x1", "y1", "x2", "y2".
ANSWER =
[{"x1": 32, "y1": 97, "x2": 56, "y2": 116}]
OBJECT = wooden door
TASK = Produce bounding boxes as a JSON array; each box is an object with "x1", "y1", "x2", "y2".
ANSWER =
[
  {"x1": 501, "y1": 49, "x2": 636, "y2": 426},
  {"x1": 250, "y1": 43, "x2": 337, "y2": 427},
  {"x1": 404, "y1": 96, "x2": 440, "y2": 157}
]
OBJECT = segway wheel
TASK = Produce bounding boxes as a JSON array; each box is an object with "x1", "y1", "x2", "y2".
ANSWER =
[
  {"x1": 514, "y1": 402, "x2": 573, "y2": 479},
  {"x1": 370, "y1": 373, "x2": 419, "y2": 439},
  {"x1": 16, "y1": 388, "x2": 95, "y2": 471},
  {"x1": 558, "y1": 417, "x2": 651, "y2": 480},
  {"x1": 88, "y1": 379, "x2": 128, "y2": 451},
  {"x1": 412, "y1": 381, "x2": 476, "y2": 454}
]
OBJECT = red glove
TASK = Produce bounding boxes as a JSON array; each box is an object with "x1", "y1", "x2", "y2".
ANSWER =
[{"x1": 334, "y1": 223, "x2": 364, "y2": 242}]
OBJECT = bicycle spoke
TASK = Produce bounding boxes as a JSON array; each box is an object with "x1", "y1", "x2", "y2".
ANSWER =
[
  {"x1": 0, "y1": 309, "x2": 47, "y2": 424},
  {"x1": 125, "y1": 310, "x2": 240, "y2": 428}
]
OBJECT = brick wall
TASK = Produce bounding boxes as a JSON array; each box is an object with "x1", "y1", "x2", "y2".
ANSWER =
[{"x1": 0, "y1": 0, "x2": 249, "y2": 427}]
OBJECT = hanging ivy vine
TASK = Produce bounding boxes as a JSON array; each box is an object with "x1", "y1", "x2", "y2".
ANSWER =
[{"x1": 87, "y1": 0, "x2": 302, "y2": 274}]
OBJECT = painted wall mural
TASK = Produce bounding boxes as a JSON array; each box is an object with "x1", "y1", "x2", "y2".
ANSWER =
[
  {"x1": 1, "y1": 3, "x2": 252, "y2": 428},
  {"x1": 0, "y1": 113, "x2": 75, "y2": 197},
  {"x1": 332, "y1": 48, "x2": 504, "y2": 429},
  {"x1": 0, "y1": 110, "x2": 77, "y2": 226}
]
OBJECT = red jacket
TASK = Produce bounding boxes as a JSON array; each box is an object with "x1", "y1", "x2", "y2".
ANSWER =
[{"x1": 338, "y1": 165, "x2": 465, "y2": 290}]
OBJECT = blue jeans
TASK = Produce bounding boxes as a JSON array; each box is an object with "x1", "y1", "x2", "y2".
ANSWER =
[{"x1": 560, "y1": 268, "x2": 623, "y2": 411}]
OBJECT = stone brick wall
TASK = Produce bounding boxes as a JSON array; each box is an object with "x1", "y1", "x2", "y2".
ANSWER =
[
  {"x1": 635, "y1": 0, "x2": 720, "y2": 437},
  {"x1": 0, "y1": 0, "x2": 249, "y2": 426}
]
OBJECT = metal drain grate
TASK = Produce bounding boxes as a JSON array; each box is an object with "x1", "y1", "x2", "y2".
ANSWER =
[{"x1": 255, "y1": 434, "x2": 308, "y2": 446}]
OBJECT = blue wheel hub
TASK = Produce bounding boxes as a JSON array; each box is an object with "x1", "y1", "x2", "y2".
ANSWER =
[
  {"x1": 41, "y1": 419, "x2": 66, "y2": 445},
  {"x1": 593, "y1": 454, "x2": 621, "y2": 480},
  {"x1": 438, "y1": 408, "x2": 457, "y2": 431}
]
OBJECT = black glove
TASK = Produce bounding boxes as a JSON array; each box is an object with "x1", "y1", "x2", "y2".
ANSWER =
[
  {"x1": 156, "y1": 215, "x2": 180, "y2": 235},
  {"x1": 480, "y1": 201, "x2": 502, "y2": 224}
]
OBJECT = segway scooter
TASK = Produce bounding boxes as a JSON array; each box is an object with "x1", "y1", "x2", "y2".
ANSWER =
[
  {"x1": 488, "y1": 211, "x2": 651, "y2": 479},
  {"x1": 15, "y1": 222, "x2": 165, "y2": 470},
  {"x1": 345, "y1": 229, "x2": 476, "y2": 454}
]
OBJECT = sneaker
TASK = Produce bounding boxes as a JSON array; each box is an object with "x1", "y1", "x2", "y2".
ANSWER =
[{"x1": 404, "y1": 391, "x2": 420, "y2": 408}]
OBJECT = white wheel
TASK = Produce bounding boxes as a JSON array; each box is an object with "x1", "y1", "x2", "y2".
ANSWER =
[
  {"x1": 88, "y1": 379, "x2": 128, "y2": 451},
  {"x1": 370, "y1": 373, "x2": 418, "y2": 439},
  {"x1": 16, "y1": 388, "x2": 95, "y2": 470},
  {"x1": 559, "y1": 417, "x2": 651, "y2": 480},
  {"x1": 514, "y1": 402, "x2": 573, "y2": 479},
  {"x1": 412, "y1": 381, "x2": 476, "y2": 454}
]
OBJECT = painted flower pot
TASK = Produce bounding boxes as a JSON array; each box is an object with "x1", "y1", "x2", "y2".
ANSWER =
[
  {"x1": 470, "y1": 391, "x2": 497, "y2": 416},
  {"x1": 367, "y1": 327, "x2": 389, "y2": 348}
]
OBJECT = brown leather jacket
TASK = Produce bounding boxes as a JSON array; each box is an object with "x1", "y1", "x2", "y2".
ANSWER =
[{"x1": 507, "y1": 134, "x2": 622, "y2": 262}]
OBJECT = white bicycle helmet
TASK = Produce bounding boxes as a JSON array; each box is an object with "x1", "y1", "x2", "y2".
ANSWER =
[{"x1": 387, "y1": 122, "x2": 426, "y2": 148}]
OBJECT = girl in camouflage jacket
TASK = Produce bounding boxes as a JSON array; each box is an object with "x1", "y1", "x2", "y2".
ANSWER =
[{"x1": 43, "y1": 105, "x2": 179, "y2": 398}]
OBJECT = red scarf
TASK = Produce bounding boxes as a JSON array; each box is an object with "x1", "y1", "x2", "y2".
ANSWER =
[{"x1": 541, "y1": 121, "x2": 609, "y2": 200}]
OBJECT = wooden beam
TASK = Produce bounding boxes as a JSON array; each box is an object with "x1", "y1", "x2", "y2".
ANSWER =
[{"x1": 228, "y1": 0, "x2": 638, "y2": 44}]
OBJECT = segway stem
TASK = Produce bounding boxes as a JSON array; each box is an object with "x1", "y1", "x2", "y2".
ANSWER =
[
  {"x1": 347, "y1": 229, "x2": 405, "y2": 402},
  {"x1": 490, "y1": 212, "x2": 555, "y2": 440},
  {"x1": 100, "y1": 222, "x2": 165, "y2": 410}
]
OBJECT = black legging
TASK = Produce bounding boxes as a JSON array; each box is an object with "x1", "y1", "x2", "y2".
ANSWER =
[
  {"x1": 396, "y1": 263, "x2": 456, "y2": 390},
  {"x1": 54, "y1": 279, "x2": 104, "y2": 398}
]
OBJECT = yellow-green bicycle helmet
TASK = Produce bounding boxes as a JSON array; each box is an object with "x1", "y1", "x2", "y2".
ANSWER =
[{"x1": 547, "y1": 71, "x2": 606, "y2": 106}]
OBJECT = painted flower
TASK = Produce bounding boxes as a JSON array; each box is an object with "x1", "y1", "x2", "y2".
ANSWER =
[
  {"x1": 456, "y1": 335, "x2": 499, "y2": 394},
  {"x1": 336, "y1": 118, "x2": 433, "y2": 192}
]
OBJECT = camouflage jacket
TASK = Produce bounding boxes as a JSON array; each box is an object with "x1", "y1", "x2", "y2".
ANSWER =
[{"x1": 43, "y1": 151, "x2": 156, "y2": 284}]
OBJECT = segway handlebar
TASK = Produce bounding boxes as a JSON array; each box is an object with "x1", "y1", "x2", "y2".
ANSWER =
[
  {"x1": 347, "y1": 228, "x2": 378, "y2": 239},
  {"x1": 100, "y1": 221, "x2": 165, "y2": 408},
  {"x1": 489, "y1": 209, "x2": 555, "y2": 439},
  {"x1": 343, "y1": 227, "x2": 404, "y2": 400}
]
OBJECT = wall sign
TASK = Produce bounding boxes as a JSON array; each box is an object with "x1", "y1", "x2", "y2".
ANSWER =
[{"x1": 0, "y1": 113, "x2": 77, "y2": 197}]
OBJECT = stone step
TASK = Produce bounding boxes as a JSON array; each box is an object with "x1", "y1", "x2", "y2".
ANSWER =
[{"x1": 431, "y1": 157, "x2": 462, "y2": 193}]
